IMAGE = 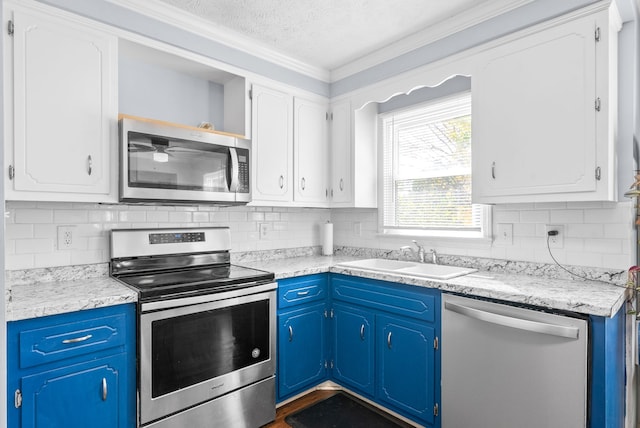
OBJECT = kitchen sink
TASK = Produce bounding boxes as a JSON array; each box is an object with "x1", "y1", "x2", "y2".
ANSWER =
[{"x1": 335, "y1": 258, "x2": 477, "y2": 280}]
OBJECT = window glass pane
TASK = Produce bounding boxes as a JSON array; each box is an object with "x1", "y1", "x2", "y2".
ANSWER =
[{"x1": 382, "y1": 92, "x2": 482, "y2": 234}]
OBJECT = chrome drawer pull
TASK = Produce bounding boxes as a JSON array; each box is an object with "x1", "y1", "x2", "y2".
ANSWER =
[
  {"x1": 62, "y1": 334, "x2": 93, "y2": 344},
  {"x1": 102, "y1": 378, "x2": 108, "y2": 401},
  {"x1": 387, "y1": 331, "x2": 392, "y2": 349},
  {"x1": 360, "y1": 324, "x2": 365, "y2": 341},
  {"x1": 279, "y1": 175, "x2": 284, "y2": 189},
  {"x1": 297, "y1": 290, "x2": 310, "y2": 296},
  {"x1": 288, "y1": 325, "x2": 294, "y2": 342},
  {"x1": 87, "y1": 155, "x2": 93, "y2": 176}
]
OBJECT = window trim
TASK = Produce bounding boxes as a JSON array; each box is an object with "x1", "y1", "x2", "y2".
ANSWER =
[{"x1": 377, "y1": 91, "x2": 491, "y2": 241}]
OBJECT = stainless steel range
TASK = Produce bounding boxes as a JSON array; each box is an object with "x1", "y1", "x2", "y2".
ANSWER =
[{"x1": 110, "y1": 227, "x2": 276, "y2": 428}]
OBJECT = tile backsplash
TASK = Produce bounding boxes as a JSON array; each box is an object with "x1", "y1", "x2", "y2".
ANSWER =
[
  {"x1": 5, "y1": 200, "x2": 635, "y2": 271},
  {"x1": 331, "y1": 201, "x2": 635, "y2": 271},
  {"x1": 5, "y1": 202, "x2": 330, "y2": 270}
]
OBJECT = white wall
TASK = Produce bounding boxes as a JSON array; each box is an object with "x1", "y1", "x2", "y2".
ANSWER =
[
  {"x1": 332, "y1": 201, "x2": 635, "y2": 270},
  {"x1": 6, "y1": 200, "x2": 633, "y2": 272},
  {"x1": 5, "y1": 202, "x2": 329, "y2": 270}
]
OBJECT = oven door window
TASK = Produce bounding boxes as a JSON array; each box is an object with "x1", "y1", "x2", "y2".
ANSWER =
[
  {"x1": 151, "y1": 300, "x2": 270, "y2": 398},
  {"x1": 128, "y1": 132, "x2": 231, "y2": 192}
]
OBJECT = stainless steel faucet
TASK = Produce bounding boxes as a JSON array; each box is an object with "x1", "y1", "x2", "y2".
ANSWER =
[
  {"x1": 429, "y1": 248, "x2": 438, "y2": 264},
  {"x1": 400, "y1": 241, "x2": 438, "y2": 264},
  {"x1": 412, "y1": 240, "x2": 426, "y2": 263},
  {"x1": 400, "y1": 240, "x2": 428, "y2": 263}
]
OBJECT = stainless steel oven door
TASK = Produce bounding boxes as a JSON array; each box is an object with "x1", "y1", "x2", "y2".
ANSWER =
[{"x1": 139, "y1": 283, "x2": 276, "y2": 426}]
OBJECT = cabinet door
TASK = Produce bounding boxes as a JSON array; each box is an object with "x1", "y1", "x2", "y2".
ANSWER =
[
  {"x1": 377, "y1": 314, "x2": 436, "y2": 426},
  {"x1": 294, "y1": 97, "x2": 329, "y2": 204},
  {"x1": 20, "y1": 354, "x2": 123, "y2": 428},
  {"x1": 332, "y1": 303, "x2": 374, "y2": 397},
  {"x1": 8, "y1": 6, "x2": 117, "y2": 201},
  {"x1": 329, "y1": 100, "x2": 352, "y2": 205},
  {"x1": 472, "y1": 15, "x2": 603, "y2": 203},
  {"x1": 277, "y1": 303, "x2": 327, "y2": 400},
  {"x1": 250, "y1": 84, "x2": 293, "y2": 203}
]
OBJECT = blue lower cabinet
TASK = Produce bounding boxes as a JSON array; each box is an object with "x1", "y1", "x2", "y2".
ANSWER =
[
  {"x1": 20, "y1": 354, "x2": 124, "y2": 428},
  {"x1": 332, "y1": 303, "x2": 375, "y2": 397},
  {"x1": 7, "y1": 304, "x2": 136, "y2": 428},
  {"x1": 330, "y1": 274, "x2": 441, "y2": 427},
  {"x1": 377, "y1": 314, "x2": 437, "y2": 426},
  {"x1": 276, "y1": 274, "x2": 330, "y2": 401},
  {"x1": 277, "y1": 303, "x2": 328, "y2": 400}
]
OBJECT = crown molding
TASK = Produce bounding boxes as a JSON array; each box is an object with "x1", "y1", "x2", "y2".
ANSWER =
[
  {"x1": 105, "y1": 0, "x2": 332, "y2": 82},
  {"x1": 330, "y1": 0, "x2": 534, "y2": 81},
  {"x1": 107, "y1": 0, "x2": 533, "y2": 84}
]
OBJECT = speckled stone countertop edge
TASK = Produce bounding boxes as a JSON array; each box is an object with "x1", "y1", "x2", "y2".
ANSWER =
[
  {"x1": 243, "y1": 255, "x2": 630, "y2": 318},
  {"x1": 5, "y1": 251, "x2": 631, "y2": 320}
]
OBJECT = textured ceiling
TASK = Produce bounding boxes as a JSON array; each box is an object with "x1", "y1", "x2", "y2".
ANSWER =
[{"x1": 156, "y1": 0, "x2": 494, "y2": 70}]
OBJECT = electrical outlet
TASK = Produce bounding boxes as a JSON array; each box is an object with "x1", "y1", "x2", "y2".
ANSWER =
[
  {"x1": 495, "y1": 223, "x2": 513, "y2": 245},
  {"x1": 57, "y1": 226, "x2": 75, "y2": 249},
  {"x1": 545, "y1": 225, "x2": 564, "y2": 248},
  {"x1": 259, "y1": 223, "x2": 271, "y2": 239}
]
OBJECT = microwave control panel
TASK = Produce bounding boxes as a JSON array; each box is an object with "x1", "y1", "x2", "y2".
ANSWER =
[{"x1": 237, "y1": 148, "x2": 250, "y2": 193}]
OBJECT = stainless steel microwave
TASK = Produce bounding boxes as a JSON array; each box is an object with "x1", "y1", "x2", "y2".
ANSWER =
[{"x1": 119, "y1": 115, "x2": 250, "y2": 204}]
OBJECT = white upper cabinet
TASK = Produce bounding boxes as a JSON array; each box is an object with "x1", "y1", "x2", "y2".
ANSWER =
[
  {"x1": 472, "y1": 5, "x2": 620, "y2": 203},
  {"x1": 250, "y1": 85, "x2": 330, "y2": 207},
  {"x1": 329, "y1": 100, "x2": 353, "y2": 205},
  {"x1": 4, "y1": 3, "x2": 117, "y2": 202},
  {"x1": 250, "y1": 84, "x2": 294, "y2": 203},
  {"x1": 294, "y1": 97, "x2": 329, "y2": 204}
]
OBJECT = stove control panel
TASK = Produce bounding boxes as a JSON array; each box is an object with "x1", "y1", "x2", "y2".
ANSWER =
[{"x1": 149, "y1": 232, "x2": 205, "y2": 244}]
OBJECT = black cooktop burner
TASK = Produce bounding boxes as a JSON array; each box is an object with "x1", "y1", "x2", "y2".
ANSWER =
[{"x1": 116, "y1": 264, "x2": 274, "y2": 301}]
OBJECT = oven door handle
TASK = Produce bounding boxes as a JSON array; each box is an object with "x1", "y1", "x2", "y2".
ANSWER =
[{"x1": 228, "y1": 148, "x2": 240, "y2": 192}]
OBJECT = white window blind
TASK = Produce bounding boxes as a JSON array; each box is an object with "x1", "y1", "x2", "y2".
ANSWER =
[{"x1": 381, "y1": 92, "x2": 483, "y2": 235}]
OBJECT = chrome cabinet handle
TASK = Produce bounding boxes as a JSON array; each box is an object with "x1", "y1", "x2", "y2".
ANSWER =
[
  {"x1": 339, "y1": 178, "x2": 344, "y2": 191},
  {"x1": 301, "y1": 177, "x2": 306, "y2": 190},
  {"x1": 62, "y1": 334, "x2": 93, "y2": 344},
  {"x1": 288, "y1": 325, "x2": 293, "y2": 342},
  {"x1": 360, "y1": 324, "x2": 365, "y2": 341},
  {"x1": 87, "y1": 155, "x2": 93, "y2": 176},
  {"x1": 387, "y1": 331, "x2": 392, "y2": 349},
  {"x1": 444, "y1": 301, "x2": 579, "y2": 339},
  {"x1": 279, "y1": 175, "x2": 284, "y2": 189},
  {"x1": 491, "y1": 161, "x2": 496, "y2": 179},
  {"x1": 102, "y1": 378, "x2": 107, "y2": 401},
  {"x1": 296, "y1": 290, "x2": 310, "y2": 296}
]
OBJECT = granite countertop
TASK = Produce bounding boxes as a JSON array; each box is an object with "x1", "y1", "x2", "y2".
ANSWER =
[
  {"x1": 6, "y1": 276, "x2": 137, "y2": 322},
  {"x1": 5, "y1": 254, "x2": 630, "y2": 321},
  {"x1": 244, "y1": 255, "x2": 630, "y2": 318}
]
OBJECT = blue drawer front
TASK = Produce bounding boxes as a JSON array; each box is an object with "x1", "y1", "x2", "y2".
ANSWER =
[
  {"x1": 19, "y1": 313, "x2": 126, "y2": 369},
  {"x1": 278, "y1": 274, "x2": 327, "y2": 309},
  {"x1": 331, "y1": 274, "x2": 438, "y2": 323}
]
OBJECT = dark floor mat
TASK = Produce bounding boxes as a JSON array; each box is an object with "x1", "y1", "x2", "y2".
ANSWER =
[{"x1": 285, "y1": 392, "x2": 409, "y2": 428}]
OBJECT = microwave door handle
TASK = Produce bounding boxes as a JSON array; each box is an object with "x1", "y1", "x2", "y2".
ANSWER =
[{"x1": 228, "y1": 148, "x2": 240, "y2": 192}]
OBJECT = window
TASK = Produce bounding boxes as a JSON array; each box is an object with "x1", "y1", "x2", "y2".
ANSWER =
[{"x1": 380, "y1": 91, "x2": 487, "y2": 238}]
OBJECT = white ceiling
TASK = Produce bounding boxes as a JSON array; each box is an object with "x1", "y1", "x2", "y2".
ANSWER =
[{"x1": 153, "y1": 0, "x2": 526, "y2": 73}]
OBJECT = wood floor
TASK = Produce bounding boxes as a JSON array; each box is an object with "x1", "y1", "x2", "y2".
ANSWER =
[{"x1": 263, "y1": 390, "x2": 339, "y2": 428}]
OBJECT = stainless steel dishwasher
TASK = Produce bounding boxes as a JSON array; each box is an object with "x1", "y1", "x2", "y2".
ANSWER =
[{"x1": 442, "y1": 294, "x2": 588, "y2": 428}]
